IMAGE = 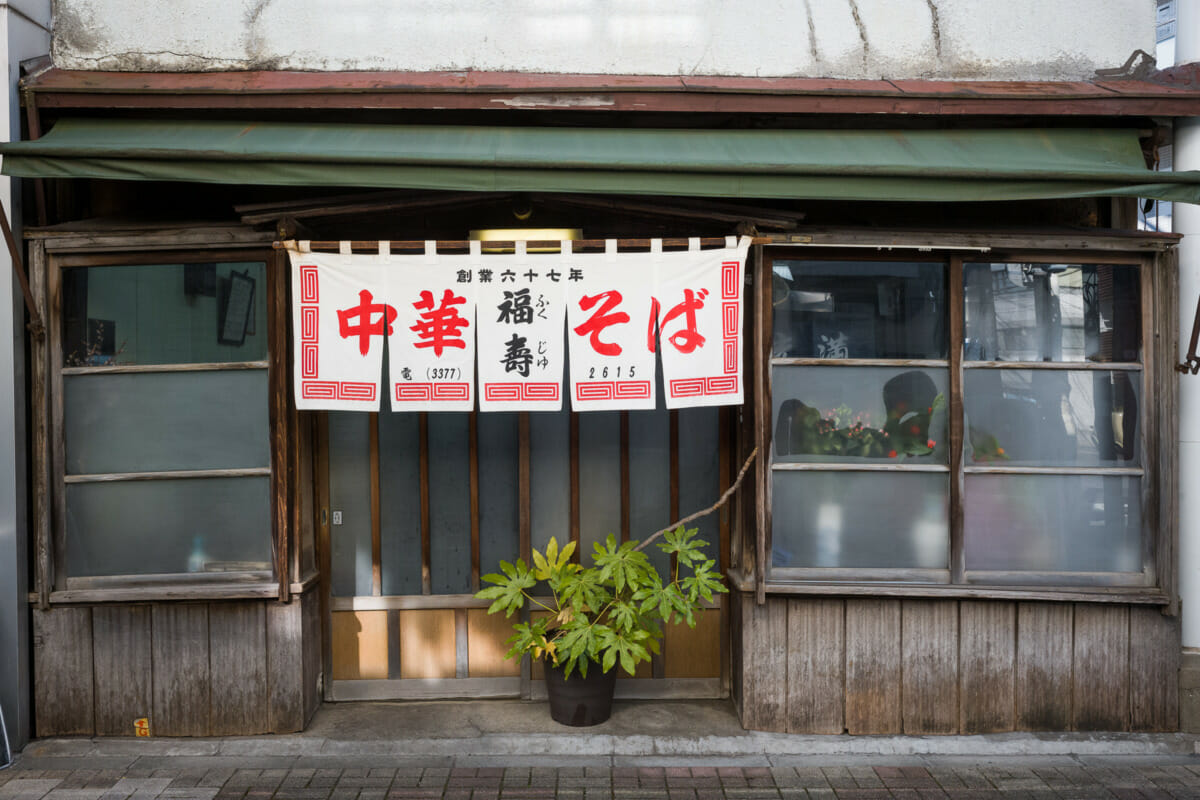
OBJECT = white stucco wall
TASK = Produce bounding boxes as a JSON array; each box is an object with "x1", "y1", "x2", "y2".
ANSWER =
[{"x1": 50, "y1": 0, "x2": 1155, "y2": 80}]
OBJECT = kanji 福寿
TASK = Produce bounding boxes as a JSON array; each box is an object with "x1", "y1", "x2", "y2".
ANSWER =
[
  {"x1": 659, "y1": 288, "x2": 708, "y2": 354},
  {"x1": 497, "y1": 288, "x2": 533, "y2": 325},
  {"x1": 411, "y1": 289, "x2": 470, "y2": 356},
  {"x1": 501, "y1": 333, "x2": 533, "y2": 377},
  {"x1": 337, "y1": 289, "x2": 398, "y2": 356},
  {"x1": 573, "y1": 290, "x2": 628, "y2": 356}
]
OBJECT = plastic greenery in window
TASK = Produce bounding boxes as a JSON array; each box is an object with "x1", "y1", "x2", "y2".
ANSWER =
[{"x1": 776, "y1": 394, "x2": 944, "y2": 459}]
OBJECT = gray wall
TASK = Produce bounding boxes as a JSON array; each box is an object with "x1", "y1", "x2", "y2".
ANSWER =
[{"x1": 1, "y1": 0, "x2": 52, "y2": 752}]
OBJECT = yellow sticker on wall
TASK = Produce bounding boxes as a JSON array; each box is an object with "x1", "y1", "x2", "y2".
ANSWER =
[{"x1": 134, "y1": 718, "x2": 150, "y2": 737}]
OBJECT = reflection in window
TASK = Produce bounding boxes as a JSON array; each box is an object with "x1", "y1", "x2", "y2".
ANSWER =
[
  {"x1": 964, "y1": 370, "x2": 1139, "y2": 467},
  {"x1": 963, "y1": 263, "x2": 1140, "y2": 363},
  {"x1": 62, "y1": 262, "x2": 268, "y2": 366},
  {"x1": 772, "y1": 261, "x2": 946, "y2": 359},
  {"x1": 773, "y1": 367, "x2": 948, "y2": 463}
]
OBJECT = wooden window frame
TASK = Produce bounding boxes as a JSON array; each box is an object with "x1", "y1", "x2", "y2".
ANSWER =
[
  {"x1": 749, "y1": 238, "x2": 1178, "y2": 607},
  {"x1": 28, "y1": 228, "x2": 307, "y2": 604}
]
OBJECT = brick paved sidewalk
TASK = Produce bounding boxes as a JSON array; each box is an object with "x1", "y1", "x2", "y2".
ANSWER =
[{"x1": 4, "y1": 760, "x2": 1200, "y2": 800}]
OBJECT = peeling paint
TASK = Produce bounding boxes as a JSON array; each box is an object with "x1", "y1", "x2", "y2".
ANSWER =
[{"x1": 491, "y1": 95, "x2": 616, "y2": 108}]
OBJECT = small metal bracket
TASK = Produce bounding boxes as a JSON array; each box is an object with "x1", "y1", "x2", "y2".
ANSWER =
[{"x1": 1178, "y1": 293, "x2": 1200, "y2": 374}]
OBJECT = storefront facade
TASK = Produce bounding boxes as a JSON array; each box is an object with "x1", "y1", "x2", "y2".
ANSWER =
[{"x1": 7, "y1": 0, "x2": 1200, "y2": 738}]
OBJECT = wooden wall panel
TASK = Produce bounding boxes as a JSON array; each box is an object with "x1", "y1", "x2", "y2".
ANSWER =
[
  {"x1": 1129, "y1": 607, "x2": 1180, "y2": 731},
  {"x1": 331, "y1": 610, "x2": 389, "y2": 680},
  {"x1": 267, "y1": 598, "x2": 304, "y2": 733},
  {"x1": 210, "y1": 602, "x2": 269, "y2": 735},
  {"x1": 739, "y1": 596, "x2": 788, "y2": 731},
  {"x1": 1073, "y1": 603, "x2": 1130, "y2": 730},
  {"x1": 664, "y1": 608, "x2": 722, "y2": 679},
  {"x1": 32, "y1": 606, "x2": 93, "y2": 736},
  {"x1": 1016, "y1": 603, "x2": 1073, "y2": 730},
  {"x1": 785, "y1": 598, "x2": 844, "y2": 734},
  {"x1": 302, "y1": 589, "x2": 323, "y2": 724},
  {"x1": 151, "y1": 603, "x2": 210, "y2": 736},
  {"x1": 845, "y1": 599, "x2": 902, "y2": 734},
  {"x1": 399, "y1": 609, "x2": 456, "y2": 679},
  {"x1": 959, "y1": 601, "x2": 1015, "y2": 733},
  {"x1": 92, "y1": 605, "x2": 152, "y2": 736},
  {"x1": 467, "y1": 608, "x2": 520, "y2": 678},
  {"x1": 901, "y1": 600, "x2": 959, "y2": 734}
]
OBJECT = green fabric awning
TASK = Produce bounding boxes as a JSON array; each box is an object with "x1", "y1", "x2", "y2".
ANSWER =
[{"x1": 3, "y1": 118, "x2": 1199, "y2": 203}]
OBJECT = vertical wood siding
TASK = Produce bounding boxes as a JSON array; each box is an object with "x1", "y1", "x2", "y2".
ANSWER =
[
  {"x1": 733, "y1": 593, "x2": 1179, "y2": 734},
  {"x1": 32, "y1": 591, "x2": 321, "y2": 736}
]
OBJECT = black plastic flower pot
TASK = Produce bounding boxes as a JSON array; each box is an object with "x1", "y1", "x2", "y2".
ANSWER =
[{"x1": 543, "y1": 658, "x2": 618, "y2": 727}]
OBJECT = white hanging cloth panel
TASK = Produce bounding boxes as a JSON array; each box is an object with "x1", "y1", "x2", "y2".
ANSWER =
[
  {"x1": 475, "y1": 242, "x2": 570, "y2": 412},
  {"x1": 386, "y1": 242, "x2": 478, "y2": 413},
  {"x1": 565, "y1": 241, "x2": 659, "y2": 412},
  {"x1": 289, "y1": 244, "x2": 388, "y2": 412},
  {"x1": 655, "y1": 236, "x2": 751, "y2": 409}
]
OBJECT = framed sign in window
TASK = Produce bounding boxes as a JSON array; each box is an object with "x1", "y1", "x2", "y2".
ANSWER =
[{"x1": 219, "y1": 269, "x2": 256, "y2": 346}]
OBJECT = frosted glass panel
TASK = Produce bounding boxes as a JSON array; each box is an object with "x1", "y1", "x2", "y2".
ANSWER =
[
  {"x1": 771, "y1": 260, "x2": 945, "y2": 359},
  {"x1": 478, "y1": 412, "x2": 520, "y2": 580},
  {"x1": 328, "y1": 412, "x2": 372, "y2": 597},
  {"x1": 773, "y1": 366, "x2": 948, "y2": 463},
  {"x1": 65, "y1": 369, "x2": 268, "y2": 474},
  {"x1": 771, "y1": 471, "x2": 948, "y2": 569},
  {"x1": 62, "y1": 262, "x2": 268, "y2": 366},
  {"x1": 429, "y1": 414, "x2": 471, "y2": 594},
  {"x1": 579, "y1": 411, "x2": 621, "y2": 556},
  {"x1": 65, "y1": 477, "x2": 270, "y2": 577},
  {"x1": 530, "y1": 406, "x2": 570, "y2": 555},
  {"x1": 963, "y1": 263, "x2": 1140, "y2": 363},
  {"x1": 964, "y1": 474, "x2": 1141, "y2": 573},
  {"x1": 379, "y1": 410, "x2": 422, "y2": 596},
  {"x1": 964, "y1": 369, "x2": 1140, "y2": 467}
]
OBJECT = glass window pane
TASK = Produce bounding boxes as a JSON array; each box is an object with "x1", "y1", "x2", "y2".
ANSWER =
[
  {"x1": 64, "y1": 370, "x2": 268, "y2": 474},
  {"x1": 964, "y1": 475, "x2": 1141, "y2": 573},
  {"x1": 328, "y1": 412, "x2": 372, "y2": 597},
  {"x1": 771, "y1": 471, "x2": 948, "y2": 569},
  {"x1": 772, "y1": 366, "x2": 948, "y2": 463},
  {"x1": 379, "y1": 410, "x2": 423, "y2": 596},
  {"x1": 964, "y1": 369, "x2": 1140, "y2": 467},
  {"x1": 771, "y1": 260, "x2": 946, "y2": 359},
  {"x1": 963, "y1": 263, "x2": 1140, "y2": 363},
  {"x1": 62, "y1": 261, "x2": 268, "y2": 366},
  {"x1": 65, "y1": 477, "x2": 271, "y2": 578}
]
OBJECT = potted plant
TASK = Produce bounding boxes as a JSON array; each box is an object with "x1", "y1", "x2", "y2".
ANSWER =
[{"x1": 475, "y1": 526, "x2": 726, "y2": 726}]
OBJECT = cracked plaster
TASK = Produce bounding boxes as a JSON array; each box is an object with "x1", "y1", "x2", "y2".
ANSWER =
[{"x1": 49, "y1": 0, "x2": 1154, "y2": 80}]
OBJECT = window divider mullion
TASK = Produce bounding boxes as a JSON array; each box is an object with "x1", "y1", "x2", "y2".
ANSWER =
[
  {"x1": 949, "y1": 255, "x2": 966, "y2": 585},
  {"x1": 49, "y1": 253, "x2": 67, "y2": 594}
]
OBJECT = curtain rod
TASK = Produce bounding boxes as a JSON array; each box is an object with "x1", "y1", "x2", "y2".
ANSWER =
[{"x1": 274, "y1": 237, "x2": 767, "y2": 252}]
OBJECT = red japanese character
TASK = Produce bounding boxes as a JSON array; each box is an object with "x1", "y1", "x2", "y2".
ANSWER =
[
  {"x1": 337, "y1": 289, "x2": 398, "y2": 356},
  {"x1": 411, "y1": 289, "x2": 470, "y2": 356},
  {"x1": 659, "y1": 288, "x2": 708, "y2": 354},
  {"x1": 573, "y1": 291, "x2": 629, "y2": 357}
]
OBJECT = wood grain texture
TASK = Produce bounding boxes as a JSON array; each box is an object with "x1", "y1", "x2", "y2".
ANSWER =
[
  {"x1": 151, "y1": 603, "x2": 211, "y2": 736},
  {"x1": 268, "y1": 250, "x2": 290, "y2": 601},
  {"x1": 664, "y1": 608, "x2": 722, "y2": 679},
  {"x1": 738, "y1": 595, "x2": 788, "y2": 731},
  {"x1": 785, "y1": 598, "x2": 844, "y2": 734},
  {"x1": 301, "y1": 588, "x2": 323, "y2": 724},
  {"x1": 267, "y1": 597, "x2": 305, "y2": 733},
  {"x1": 959, "y1": 601, "x2": 1016, "y2": 733},
  {"x1": 1073, "y1": 603, "x2": 1130, "y2": 730},
  {"x1": 1156, "y1": 250, "x2": 1179, "y2": 615},
  {"x1": 1129, "y1": 606, "x2": 1179, "y2": 731},
  {"x1": 92, "y1": 605, "x2": 152, "y2": 736},
  {"x1": 845, "y1": 599, "x2": 902, "y2": 734},
  {"x1": 29, "y1": 243, "x2": 49, "y2": 605},
  {"x1": 209, "y1": 602, "x2": 269, "y2": 735},
  {"x1": 330, "y1": 609, "x2": 389, "y2": 680},
  {"x1": 901, "y1": 600, "x2": 959, "y2": 734},
  {"x1": 32, "y1": 606, "x2": 93, "y2": 736},
  {"x1": 1016, "y1": 602, "x2": 1073, "y2": 730},
  {"x1": 467, "y1": 608, "x2": 521, "y2": 678},
  {"x1": 399, "y1": 609, "x2": 457, "y2": 679}
]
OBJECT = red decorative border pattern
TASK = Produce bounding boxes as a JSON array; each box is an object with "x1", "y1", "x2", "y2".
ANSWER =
[{"x1": 484, "y1": 382, "x2": 560, "y2": 402}]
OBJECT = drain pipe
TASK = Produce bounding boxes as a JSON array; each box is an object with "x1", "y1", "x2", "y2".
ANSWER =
[{"x1": 1175, "y1": 0, "x2": 1200, "y2": 731}]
